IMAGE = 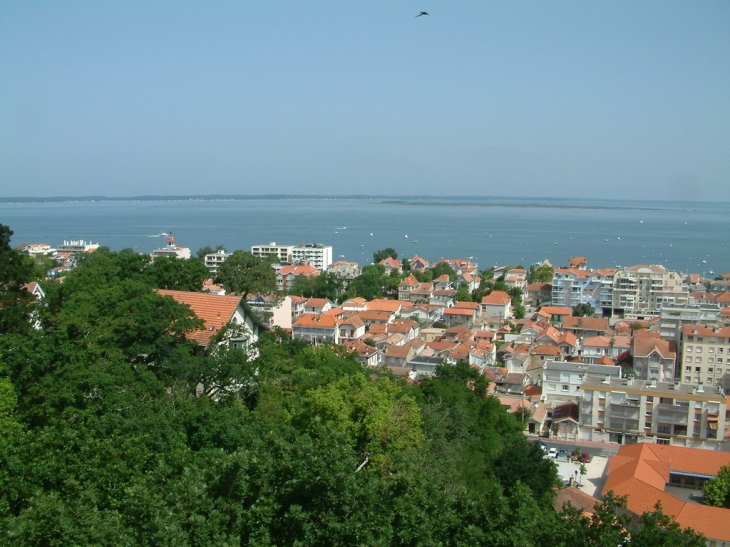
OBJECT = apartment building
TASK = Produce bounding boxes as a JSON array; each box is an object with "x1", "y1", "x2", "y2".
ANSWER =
[
  {"x1": 204, "y1": 250, "x2": 232, "y2": 273},
  {"x1": 658, "y1": 303, "x2": 721, "y2": 339},
  {"x1": 541, "y1": 360, "x2": 621, "y2": 404},
  {"x1": 251, "y1": 242, "x2": 333, "y2": 271},
  {"x1": 611, "y1": 264, "x2": 689, "y2": 319},
  {"x1": 551, "y1": 268, "x2": 613, "y2": 311},
  {"x1": 579, "y1": 376, "x2": 726, "y2": 449},
  {"x1": 250, "y1": 242, "x2": 294, "y2": 263},
  {"x1": 679, "y1": 325, "x2": 730, "y2": 388}
]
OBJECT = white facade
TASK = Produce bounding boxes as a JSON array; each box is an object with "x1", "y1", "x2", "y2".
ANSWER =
[
  {"x1": 204, "y1": 250, "x2": 232, "y2": 273},
  {"x1": 291, "y1": 244, "x2": 333, "y2": 271},
  {"x1": 579, "y1": 376, "x2": 726, "y2": 449},
  {"x1": 250, "y1": 242, "x2": 294, "y2": 263}
]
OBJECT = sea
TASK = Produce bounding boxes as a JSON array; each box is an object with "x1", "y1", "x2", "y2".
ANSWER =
[{"x1": 1, "y1": 196, "x2": 728, "y2": 276}]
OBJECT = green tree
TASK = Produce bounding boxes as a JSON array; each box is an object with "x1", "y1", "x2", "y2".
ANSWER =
[
  {"x1": 215, "y1": 250, "x2": 276, "y2": 297},
  {"x1": 454, "y1": 285, "x2": 472, "y2": 302},
  {"x1": 0, "y1": 225, "x2": 37, "y2": 335},
  {"x1": 373, "y1": 247, "x2": 398, "y2": 264},
  {"x1": 704, "y1": 464, "x2": 730, "y2": 507},
  {"x1": 528, "y1": 264, "x2": 554, "y2": 284},
  {"x1": 573, "y1": 302, "x2": 596, "y2": 317},
  {"x1": 430, "y1": 261, "x2": 457, "y2": 281},
  {"x1": 144, "y1": 255, "x2": 210, "y2": 291}
]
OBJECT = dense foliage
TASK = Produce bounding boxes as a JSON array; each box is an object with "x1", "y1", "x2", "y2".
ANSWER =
[{"x1": 0, "y1": 229, "x2": 706, "y2": 546}]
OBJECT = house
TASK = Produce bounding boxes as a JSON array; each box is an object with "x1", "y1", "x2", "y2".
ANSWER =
[
  {"x1": 409, "y1": 254, "x2": 429, "y2": 271},
  {"x1": 343, "y1": 338, "x2": 380, "y2": 367},
  {"x1": 456, "y1": 272, "x2": 480, "y2": 292},
  {"x1": 156, "y1": 289, "x2": 263, "y2": 357},
  {"x1": 441, "y1": 258, "x2": 478, "y2": 276},
  {"x1": 561, "y1": 316, "x2": 610, "y2": 339},
  {"x1": 551, "y1": 401, "x2": 579, "y2": 441},
  {"x1": 292, "y1": 313, "x2": 340, "y2": 345},
  {"x1": 398, "y1": 274, "x2": 421, "y2": 301},
  {"x1": 481, "y1": 291, "x2": 512, "y2": 319},
  {"x1": 603, "y1": 443, "x2": 730, "y2": 544},
  {"x1": 567, "y1": 256, "x2": 587, "y2": 270},
  {"x1": 430, "y1": 289, "x2": 455, "y2": 309},
  {"x1": 384, "y1": 342, "x2": 418, "y2": 369},
  {"x1": 631, "y1": 338, "x2": 677, "y2": 383},
  {"x1": 379, "y1": 256, "x2": 402, "y2": 274},
  {"x1": 338, "y1": 314, "x2": 366, "y2": 342},
  {"x1": 327, "y1": 261, "x2": 361, "y2": 290},
  {"x1": 504, "y1": 268, "x2": 527, "y2": 290},
  {"x1": 275, "y1": 264, "x2": 320, "y2": 292},
  {"x1": 525, "y1": 282, "x2": 552, "y2": 309},
  {"x1": 536, "y1": 306, "x2": 573, "y2": 326},
  {"x1": 303, "y1": 297, "x2": 332, "y2": 315},
  {"x1": 443, "y1": 306, "x2": 478, "y2": 328}
]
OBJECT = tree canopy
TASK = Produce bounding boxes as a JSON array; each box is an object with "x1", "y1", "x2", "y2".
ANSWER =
[{"x1": 214, "y1": 250, "x2": 277, "y2": 297}]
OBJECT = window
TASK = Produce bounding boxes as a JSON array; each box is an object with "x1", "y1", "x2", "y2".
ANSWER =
[
  {"x1": 696, "y1": 366, "x2": 701, "y2": 372},
  {"x1": 657, "y1": 438, "x2": 670, "y2": 445},
  {"x1": 718, "y1": 358, "x2": 724, "y2": 364},
  {"x1": 718, "y1": 369, "x2": 724, "y2": 375},
  {"x1": 686, "y1": 346, "x2": 693, "y2": 352},
  {"x1": 696, "y1": 357, "x2": 702, "y2": 363},
  {"x1": 685, "y1": 356, "x2": 693, "y2": 363},
  {"x1": 561, "y1": 384, "x2": 569, "y2": 392},
  {"x1": 707, "y1": 378, "x2": 713, "y2": 384},
  {"x1": 688, "y1": 335, "x2": 694, "y2": 341},
  {"x1": 709, "y1": 347, "x2": 715, "y2": 354},
  {"x1": 697, "y1": 347, "x2": 703, "y2": 353},
  {"x1": 709, "y1": 358, "x2": 715, "y2": 364},
  {"x1": 719, "y1": 348, "x2": 724, "y2": 354},
  {"x1": 685, "y1": 366, "x2": 692, "y2": 372},
  {"x1": 698, "y1": 337, "x2": 704, "y2": 341}
]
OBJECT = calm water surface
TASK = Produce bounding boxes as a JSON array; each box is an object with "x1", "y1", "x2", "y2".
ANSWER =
[{"x1": 1, "y1": 197, "x2": 728, "y2": 275}]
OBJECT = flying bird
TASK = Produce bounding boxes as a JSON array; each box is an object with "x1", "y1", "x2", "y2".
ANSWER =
[{"x1": 415, "y1": 11, "x2": 429, "y2": 17}]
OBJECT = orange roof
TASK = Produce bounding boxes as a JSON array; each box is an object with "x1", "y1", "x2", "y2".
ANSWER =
[
  {"x1": 683, "y1": 325, "x2": 730, "y2": 337},
  {"x1": 539, "y1": 306, "x2": 573, "y2": 316},
  {"x1": 532, "y1": 345, "x2": 561, "y2": 355},
  {"x1": 367, "y1": 299, "x2": 403, "y2": 313},
  {"x1": 444, "y1": 307, "x2": 476, "y2": 316},
  {"x1": 278, "y1": 264, "x2": 320, "y2": 276},
  {"x1": 293, "y1": 314, "x2": 339, "y2": 329},
  {"x1": 604, "y1": 443, "x2": 730, "y2": 541},
  {"x1": 157, "y1": 289, "x2": 242, "y2": 346},
  {"x1": 562, "y1": 316, "x2": 609, "y2": 332},
  {"x1": 481, "y1": 290, "x2": 511, "y2": 305}
]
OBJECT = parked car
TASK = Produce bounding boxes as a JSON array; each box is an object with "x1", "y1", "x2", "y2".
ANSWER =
[
  {"x1": 578, "y1": 452, "x2": 591, "y2": 463},
  {"x1": 558, "y1": 449, "x2": 568, "y2": 460},
  {"x1": 548, "y1": 447, "x2": 558, "y2": 459}
]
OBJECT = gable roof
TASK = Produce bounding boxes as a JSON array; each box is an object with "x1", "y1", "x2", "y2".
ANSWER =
[
  {"x1": 604, "y1": 443, "x2": 730, "y2": 541},
  {"x1": 157, "y1": 289, "x2": 243, "y2": 346},
  {"x1": 481, "y1": 290, "x2": 511, "y2": 306}
]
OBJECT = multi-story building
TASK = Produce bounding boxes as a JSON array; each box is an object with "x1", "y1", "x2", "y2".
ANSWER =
[
  {"x1": 250, "y1": 242, "x2": 294, "y2": 263},
  {"x1": 658, "y1": 303, "x2": 721, "y2": 339},
  {"x1": 204, "y1": 250, "x2": 232, "y2": 273},
  {"x1": 58, "y1": 239, "x2": 100, "y2": 253},
  {"x1": 611, "y1": 264, "x2": 689, "y2": 319},
  {"x1": 551, "y1": 268, "x2": 613, "y2": 312},
  {"x1": 579, "y1": 376, "x2": 726, "y2": 449},
  {"x1": 252, "y1": 242, "x2": 334, "y2": 271},
  {"x1": 541, "y1": 360, "x2": 621, "y2": 404},
  {"x1": 679, "y1": 325, "x2": 730, "y2": 388},
  {"x1": 291, "y1": 244, "x2": 333, "y2": 271}
]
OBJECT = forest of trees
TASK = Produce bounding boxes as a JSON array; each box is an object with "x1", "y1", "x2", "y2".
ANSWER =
[{"x1": 0, "y1": 227, "x2": 705, "y2": 545}]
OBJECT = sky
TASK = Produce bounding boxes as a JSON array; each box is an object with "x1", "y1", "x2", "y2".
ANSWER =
[{"x1": 1, "y1": 1, "x2": 729, "y2": 201}]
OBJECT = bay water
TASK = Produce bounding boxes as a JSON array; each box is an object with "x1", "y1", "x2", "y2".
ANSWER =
[{"x1": 1, "y1": 197, "x2": 728, "y2": 275}]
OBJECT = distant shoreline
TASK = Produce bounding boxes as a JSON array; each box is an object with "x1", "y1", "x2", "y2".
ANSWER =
[{"x1": 0, "y1": 195, "x2": 704, "y2": 212}]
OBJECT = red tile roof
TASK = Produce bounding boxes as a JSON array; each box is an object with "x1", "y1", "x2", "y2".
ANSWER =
[{"x1": 157, "y1": 289, "x2": 242, "y2": 346}]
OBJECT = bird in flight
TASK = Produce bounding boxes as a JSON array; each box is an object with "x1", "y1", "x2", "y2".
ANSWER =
[{"x1": 415, "y1": 11, "x2": 429, "y2": 17}]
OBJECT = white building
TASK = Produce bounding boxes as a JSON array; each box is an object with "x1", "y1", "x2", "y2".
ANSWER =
[
  {"x1": 251, "y1": 242, "x2": 333, "y2": 271},
  {"x1": 151, "y1": 233, "x2": 191, "y2": 260},
  {"x1": 57, "y1": 240, "x2": 100, "y2": 253},
  {"x1": 204, "y1": 250, "x2": 232, "y2": 273},
  {"x1": 611, "y1": 264, "x2": 689, "y2": 319},
  {"x1": 579, "y1": 376, "x2": 726, "y2": 449}
]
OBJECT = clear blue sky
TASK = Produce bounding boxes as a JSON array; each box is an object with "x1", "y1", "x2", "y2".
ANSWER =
[{"x1": 1, "y1": 1, "x2": 728, "y2": 200}]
